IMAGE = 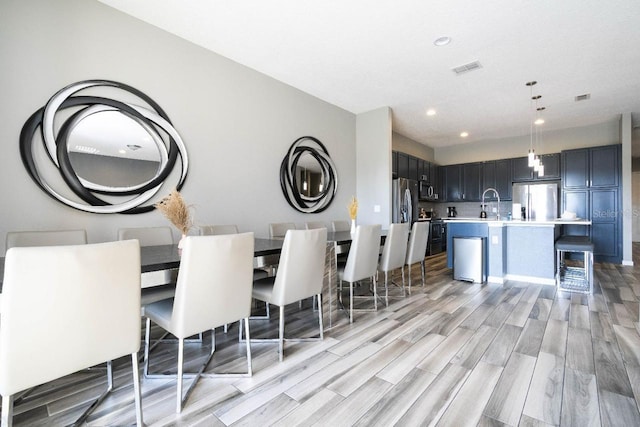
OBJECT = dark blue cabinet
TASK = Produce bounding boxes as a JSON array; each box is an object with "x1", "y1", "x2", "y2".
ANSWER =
[
  {"x1": 561, "y1": 145, "x2": 621, "y2": 263},
  {"x1": 482, "y1": 159, "x2": 512, "y2": 201},
  {"x1": 513, "y1": 154, "x2": 560, "y2": 182}
]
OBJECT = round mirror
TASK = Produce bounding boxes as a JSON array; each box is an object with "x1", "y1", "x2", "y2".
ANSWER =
[
  {"x1": 296, "y1": 153, "x2": 325, "y2": 198},
  {"x1": 67, "y1": 110, "x2": 163, "y2": 189}
]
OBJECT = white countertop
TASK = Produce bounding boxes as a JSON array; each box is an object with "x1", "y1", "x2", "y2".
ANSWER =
[{"x1": 444, "y1": 217, "x2": 592, "y2": 226}]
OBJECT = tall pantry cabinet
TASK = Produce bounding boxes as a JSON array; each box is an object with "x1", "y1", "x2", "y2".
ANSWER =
[{"x1": 561, "y1": 144, "x2": 621, "y2": 263}]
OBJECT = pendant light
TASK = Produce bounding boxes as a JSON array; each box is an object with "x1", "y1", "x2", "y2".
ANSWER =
[
  {"x1": 536, "y1": 105, "x2": 546, "y2": 177},
  {"x1": 526, "y1": 81, "x2": 537, "y2": 167}
]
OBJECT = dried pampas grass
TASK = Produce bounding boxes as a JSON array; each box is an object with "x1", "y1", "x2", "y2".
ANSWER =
[
  {"x1": 348, "y1": 196, "x2": 358, "y2": 220},
  {"x1": 154, "y1": 190, "x2": 192, "y2": 235}
]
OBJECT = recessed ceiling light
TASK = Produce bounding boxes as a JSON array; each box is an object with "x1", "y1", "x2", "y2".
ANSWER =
[
  {"x1": 118, "y1": 149, "x2": 126, "y2": 154},
  {"x1": 426, "y1": 109, "x2": 436, "y2": 116},
  {"x1": 534, "y1": 118, "x2": 545, "y2": 125},
  {"x1": 460, "y1": 132, "x2": 469, "y2": 138},
  {"x1": 434, "y1": 36, "x2": 451, "y2": 46}
]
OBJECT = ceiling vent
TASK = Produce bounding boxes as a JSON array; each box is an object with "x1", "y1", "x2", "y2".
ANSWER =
[
  {"x1": 575, "y1": 93, "x2": 591, "y2": 102},
  {"x1": 452, "y1": 61, "x2": 482, "y2": 75}
]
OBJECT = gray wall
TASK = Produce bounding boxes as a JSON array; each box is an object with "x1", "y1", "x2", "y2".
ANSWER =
[
  {"x1": 392, "y1": 132, "x2": 435, "y2": 162},
  {"x1": 0, "y1": 0, "x2": 356, "y2": 253},
  {"x1": 356, "y1": 107, "x2": 392, "y2": 226}
]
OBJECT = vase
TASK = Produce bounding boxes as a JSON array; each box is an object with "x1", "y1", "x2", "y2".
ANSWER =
[
  {"x1": 178, "y1": 233, "x2": 187, "y2": 250},
  {"x1": 350, "y1": 219, "x2": 356, "y2": 237}
]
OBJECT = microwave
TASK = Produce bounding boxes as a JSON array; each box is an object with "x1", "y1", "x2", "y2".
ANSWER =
[{"x1": 419, "y1": 181, "x2": 438, "y2": 200}]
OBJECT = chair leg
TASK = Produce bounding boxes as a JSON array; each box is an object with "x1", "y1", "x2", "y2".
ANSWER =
[
  {"x1": 244, "y1": 318, "x2": 253, "y2": 376},
  {"x1": 2, "y1": 395, "x2": 14, "y2": 427},
  {"x1": 131, "y1": 353, "x2": 144, "y2": 427},
  {"x1": 350, "y1": 281, "x2": 354, "y2": 323},
  {"x1": 279, "y1": 306, "x2": 285, "y2": 362},
  {"x1": 373, "y1": 275, "x2": 378, "y2": 311},
  {"x1": 421, "y1": 260, "x2": 426, "y2": 287},
  {"x1": 407, "y1": 265, "x2": 412, "y2": 295},
  {"x1": 317, "y1": 293, "x2": 324, "y2": 339},
  {"x1": 143, "y1": 317, "x2": 151, "y2": 377},
  {"x1": 384, "y1": 271, "x2": 389, "y2": 307},
  {"x1": 176, "y1": 338, "x2": 184, "y2": 413},
  {"x1": 401, "y1": 267, "x2": 406, "y2": 297}
]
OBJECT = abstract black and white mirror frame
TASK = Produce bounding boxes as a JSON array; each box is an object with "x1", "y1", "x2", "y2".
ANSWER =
[
  {"x1": 280, "y1": 136, "x2": 337, "y2": 213},
  {"x1": 20, "y1": 80, "x2": 188, "y2": 214}
]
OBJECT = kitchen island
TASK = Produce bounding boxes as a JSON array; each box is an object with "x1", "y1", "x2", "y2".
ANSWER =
[{"x1": 445, "y1": 218, "x2": 591, "y2": 284}]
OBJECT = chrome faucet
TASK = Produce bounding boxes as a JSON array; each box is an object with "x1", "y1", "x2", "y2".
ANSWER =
[{"x1": 482, "y1": 188, "x2": 501, "y2": 220}]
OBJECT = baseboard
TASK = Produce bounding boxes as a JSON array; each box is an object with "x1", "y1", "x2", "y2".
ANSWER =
[
  {"x1": 504, "y1": 274, "x2": 556, "y2": 286},
  {"x1": 622, "y1": 260, "x2": 634, "y2": 266},
  {"x1": 487, "y1": 276, "x2": 505, "y2": 284}
]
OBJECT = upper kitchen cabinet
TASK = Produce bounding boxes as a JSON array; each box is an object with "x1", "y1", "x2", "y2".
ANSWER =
[
  {"x1": 443, "y1": 163, "x2": 482, "y2": 202},
  {"x1": 392, "y1": 151, "x2": 398, "y2": 179},
  {"x1": 397, "y1": 152, "x2": 409, "y2": 179},
  {"x1": 408, "y1": 156, "x2": 419, "y2": 181},
  {"x1": 512, "y1": 153, "x2": 560, "y2": 182},
  {"x1": 562, "y1": 145, "x2": 619, "y2": 189},
  {"x1": 444, "y1": 164, "x2": 462, "y2": 201},
  {"x1": 482, "y1": 159, "x2": 512, "y2": 200},
  {"x1": 462, "y1": 162, "x2": 483, "y2": 201}
]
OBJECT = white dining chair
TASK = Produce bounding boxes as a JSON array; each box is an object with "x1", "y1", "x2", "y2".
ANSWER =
[
  {"x1": 117, "y1": 226, "x2": 174, "y2": 247},
  {"x1": 6, "y1": 229, "x2": 87, "y2": 249},
  {"x1": 378, "y1": 223, "x2": 410, "y2": 305},
  {"x1": 269, "y1": 222, "x2": 296, "y2": 239},
  {"x1": 305, "y1": 221, "x2": 326, "y2": 230},
  {"x1": 247, "y1": 228, "x2": 327, "y2": 361},
  {"x1": 199, "y1": 224, "x2": 239, "y2": 235},
  {"x1": 331, "y1": 220, "x2": 350, "y2": 232},
  {"x1": 117, "y1": 226, "x2": 177, "y2": 307},
  {"x1": 405, "y1": 221, "x2": 430, "y2": 293},
  {"x1": 0, "y1": 240, "x2": 144, "y2": 427},
  {"x1": 338, "y1": 224, "x2": 382, "y2": 323},
  {"x1": 143, "y1": 233, "x2": 254, "y2": 414}
]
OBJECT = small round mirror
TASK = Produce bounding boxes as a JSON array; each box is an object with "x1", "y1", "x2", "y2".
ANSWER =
[{"x1": 296, "y1": 153, "x2": 325, "y2": 198}]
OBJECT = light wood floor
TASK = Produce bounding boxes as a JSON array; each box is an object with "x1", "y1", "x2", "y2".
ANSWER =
[{"x1": 6, "y1": 246, "x2": 640, "y2": 426}]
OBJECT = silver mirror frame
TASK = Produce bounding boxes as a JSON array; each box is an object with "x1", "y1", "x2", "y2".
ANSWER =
[{"x1": 20, "y1": 80, "x2": 188, "y2": 214}]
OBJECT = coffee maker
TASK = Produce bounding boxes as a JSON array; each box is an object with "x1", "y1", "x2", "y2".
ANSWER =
[{"x1": 447, "y1": 206, "x2": 457, "y2": 217}]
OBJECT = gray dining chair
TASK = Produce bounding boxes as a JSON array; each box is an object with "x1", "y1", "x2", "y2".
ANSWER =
[
  {"x1": 0, "y1": 240, "x2": 144, "y2": 427},
  {"x1": 338, "y1": 224, "x2": 382, "y2": 323},
  {"x1": 405, "y1": 221, "x2": 430, "y2": 292},
  {"x1": 378, "y1": 222, "x2": 410, "y2": 305},
  {"x1": 247, "y1": 228, "x2": 327, "y2": 361},
  {"x1": 143, "y1": 233, "x2": 254, "y2": 414},
  {"x1": 5, "y1": 229, "x2": 87, "y2": 249}
]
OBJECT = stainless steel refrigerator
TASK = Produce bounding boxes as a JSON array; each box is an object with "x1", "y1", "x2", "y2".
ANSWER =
[
  {"x1": 392, "y1": 178, "x2": 419, "y2": 224},
  {"x1": 512, "y1": 182, "x2": 559, "y2": 221}
]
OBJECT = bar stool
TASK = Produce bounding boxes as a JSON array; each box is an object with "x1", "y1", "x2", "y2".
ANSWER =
[{"x1": 555, "y1": 235, "x2": 594, "y2": 294}]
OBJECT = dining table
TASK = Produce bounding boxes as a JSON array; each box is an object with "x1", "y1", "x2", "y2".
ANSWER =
[{"x1": 0, "y1": 231, "x2": 368, "y2": 329}]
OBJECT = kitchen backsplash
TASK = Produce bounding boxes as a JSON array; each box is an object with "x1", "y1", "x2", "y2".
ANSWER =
[{"x1": 419, "y1": 201, "x2": 513, "y2": 219}]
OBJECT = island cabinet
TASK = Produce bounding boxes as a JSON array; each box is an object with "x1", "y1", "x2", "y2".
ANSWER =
[
  {"x1": 561, "y1": 144, "x2": 621, "y2": 263},
  {"x1": 512, "y1": 153, "x2": 560, "y2": 182},
  {"x1": 482, "y1": 159, "x2": 512, "y2": 201}
]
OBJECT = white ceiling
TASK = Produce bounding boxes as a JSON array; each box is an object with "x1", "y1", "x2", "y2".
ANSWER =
[{"x1": 98, "y1": 0, "x2": 640, "y2": 150}]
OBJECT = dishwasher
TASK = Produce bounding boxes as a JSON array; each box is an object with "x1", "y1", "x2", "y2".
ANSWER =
[{"x1": 453, "y1": 237, "x2": 486, "y2": 283}]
